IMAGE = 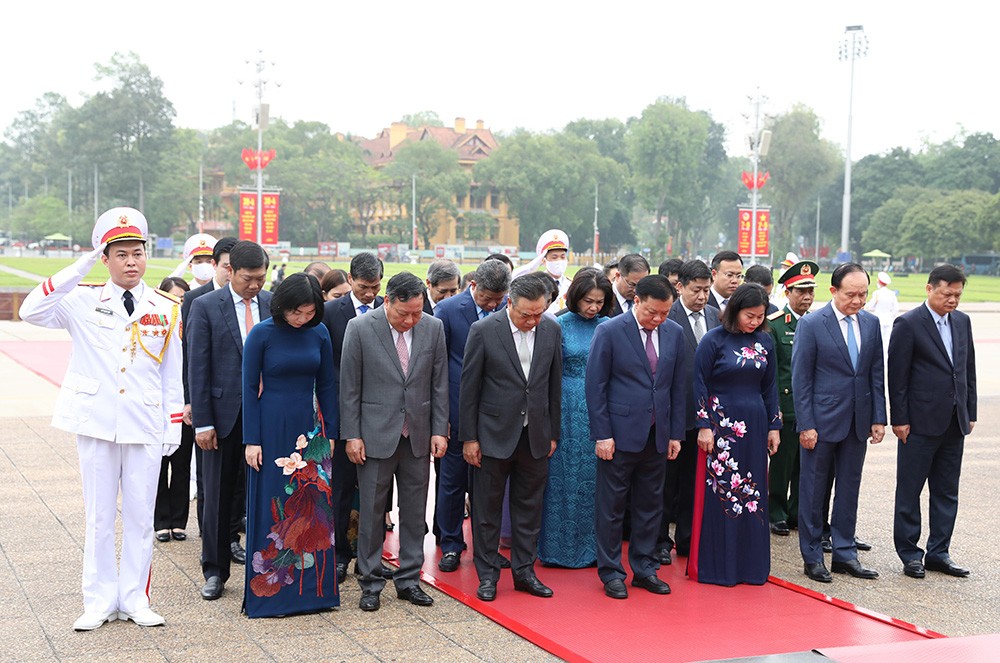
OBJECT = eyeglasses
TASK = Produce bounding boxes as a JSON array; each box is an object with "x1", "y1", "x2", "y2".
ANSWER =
[{"x1": 722, "y1": 271, "x2": 744, "y2": 281}]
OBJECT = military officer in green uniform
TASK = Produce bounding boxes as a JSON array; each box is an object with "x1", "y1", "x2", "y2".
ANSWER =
[{"x1": 767, "y1": 260, "x2": 818, "y2": 536}]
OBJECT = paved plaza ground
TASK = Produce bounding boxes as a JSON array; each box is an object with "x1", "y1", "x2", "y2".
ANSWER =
[{"x1": 1, "y1": 309, "x2": 998, "y2": 662}]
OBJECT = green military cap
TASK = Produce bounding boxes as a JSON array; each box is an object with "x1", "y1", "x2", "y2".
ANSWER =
[{"x1": 778, "y1": 260, "x2": 819, "y2": 289}]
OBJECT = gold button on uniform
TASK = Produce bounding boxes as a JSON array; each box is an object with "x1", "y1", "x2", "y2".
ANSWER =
[
  {"x1": 119, "y1": 389, "x2": 125, "y2": 394},
  {"x1": 121, "y1": 368, "x2": 126, "y2": 373}
]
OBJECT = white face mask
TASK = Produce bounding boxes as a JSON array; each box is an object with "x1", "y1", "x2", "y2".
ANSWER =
[
  {"x1": 546, "y1": 259, "x2": 568, "y2": 277},
  {"x1": 191, "y1": 262, "x2": 216, "y2": 282}
]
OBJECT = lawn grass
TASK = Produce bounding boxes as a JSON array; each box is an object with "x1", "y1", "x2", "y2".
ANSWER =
[{"x1": 3, "y1": 256, "x2": 999, "y2": 303}]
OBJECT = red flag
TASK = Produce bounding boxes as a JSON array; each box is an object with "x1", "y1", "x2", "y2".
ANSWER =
[
  {"x1": 241, "y1": 148, "x2": 258, "y2": 170},
  {"x1": 259, "y1": 149, "x2": 276, "y2": 169}
]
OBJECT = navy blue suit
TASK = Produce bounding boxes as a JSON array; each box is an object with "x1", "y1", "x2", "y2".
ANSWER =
[
  {"x1": 888, "y1": 303, "x2": 976, "y2": 565},
  {"x1": 792, "y1": 303, "x2": 886, "y2": 565},
  {"x1": 586, "y1": 311, "x2": 686, "y2": 583},
  {"x1": 433, "y1": 288, "x2": 506, "y2": 555},
  {"x1": 321, "y1": 293, "x2": 383, "y2": 569},
  {"x1": 187, "y1": 284, "x2": 272, "y2": 583}
]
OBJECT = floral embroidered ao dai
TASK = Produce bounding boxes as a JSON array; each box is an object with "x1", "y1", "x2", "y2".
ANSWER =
[{"x1": 688, "y1": 326, "x2": 781, "y2": 586}]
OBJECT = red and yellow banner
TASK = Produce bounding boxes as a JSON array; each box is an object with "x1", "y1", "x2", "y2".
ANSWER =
[
  {"x1": 737, "y1": 208, "x2": 770, "y2": 256},
  {"x1": 239, "y1": 191, "x2": 281, "y2": 245}
]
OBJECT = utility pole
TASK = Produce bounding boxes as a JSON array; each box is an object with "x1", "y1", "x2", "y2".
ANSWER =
[{"x1": 839, "y1": 25, "x2": 868, "y2": 260}]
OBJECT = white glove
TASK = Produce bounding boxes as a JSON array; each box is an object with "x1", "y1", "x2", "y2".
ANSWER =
[
  {"x1": 76, "y1": 243, "x2": 107, "y2": 276},
  {"x1": 162, "y1": 444, "x2": 179, "y2": 457}
]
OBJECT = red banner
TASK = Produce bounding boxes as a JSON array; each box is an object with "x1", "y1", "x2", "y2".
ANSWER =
[
  {"x1": 262, "y1": 192, "x2": 280, "y2": 245},
  {"x1": 737, "y1": 208, "x2": 770, "y2": 256},
  {"x1": 239, "y1": 192, "x2": 256, "y2": 241}
]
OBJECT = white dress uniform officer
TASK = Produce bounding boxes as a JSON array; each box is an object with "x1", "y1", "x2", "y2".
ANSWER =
[
  {"x1": 511, "y1": 229, "x2": 572, "y2": 314},
  {"x1": 19, "y1": 207, "x2": 184, "y2": 631},
  {"x1": 168, "y1": 232, "x2": 218, "y2": 287}
]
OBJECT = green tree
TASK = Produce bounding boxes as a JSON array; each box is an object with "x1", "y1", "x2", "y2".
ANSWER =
[
  {"x1": 400, "y1": 111, "x2": 444, "y2": 127},
  {"x1": 897, "y1": 189, "x2": 991, "y2": 261},
  {"x1": 144, "y1": 128, "x2": 205, "y2": 236},
  {"x1": 924, "y1": 132, "x2": 1000, "y2": 193},
  {"x1": 385, "y1": 140, "x2": 469, "y2": 249}
]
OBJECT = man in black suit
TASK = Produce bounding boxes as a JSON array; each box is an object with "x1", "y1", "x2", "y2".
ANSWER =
[
  {"x1": 889, "y1": 264, "x2": 976, "y2": 579},
  {"x1": 180, "y1": 237, "x2": 238, "y2": 545},
  {"x1": 659, "y1": 259, "x2": 720, "y2": 562},
  {"x1": 321, "y1": 252, "x2": 385, "y2": 583},
  {"x1": 422, "y1": 259, "x2": 462, "y2": 315},
  {"x1": 186, "y1": 240, "x2": 271, "y2": 600},
  {"x1": 460, "y1": 275, "x2": 561, "y2": 602},
  {"x1": 707, "y1": 250, "x2": 744, "y2": 312},
  {"x1": 608, "y1": 254, "x2": 650, "y2": 317}
]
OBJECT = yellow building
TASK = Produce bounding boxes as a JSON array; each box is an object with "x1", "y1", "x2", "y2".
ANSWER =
[{"x1": 356, "y1": 117, "x2": 519, "y2": 248}]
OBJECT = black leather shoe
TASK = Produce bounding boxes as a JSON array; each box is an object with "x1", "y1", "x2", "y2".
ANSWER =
[
  {"x1": 831, "y1": 559, "x2": 879, "y2": 579},
  {"x1": 925, "y1": 557, "x2": 970, "y2": 577},
  {"x1": 354, "y1": 563, "x2": 394, "y2": 579},
  {"x1": 359, "y1": 590, "x2": 381, "y2": 612},
  {"x1": 438, "y1": 552, "x2": 460, "y2": 572},
  {"x1": 655, "y1": 547, "x2": 673, "y2": 565},
  {"x1": 155, "y1": 530, "x2": 170, "y2": 542},
  {"x1": 632, "y1": 574, "x2": 671, "y2": 594},
  {"x1": 171, "y1": 529, "x2": 187, "y2": 541},
  {"x1": 201, "y1": 577, "x2": 223, "y2": 600},
  {"x1": 903, "y1": 560, "x2": 926, "y2": 578},
  {"x1": 230, "y1": 541, "x2": 246, "y2": 565},
  {"x1": 513, "y1": 574, "x2": 553, "y2": 598},
  {"x1": 397, "y1": 586, "x2": 434, "y2": 606},
  {"x1": 770, "y1": 521, "x2": 790, "y2": 536},
  {"x1": 498, "y1": 554, "x2": 511, "y2": 569},
  {"x1": 804, "y1": 562, "x2": 832, "y2": 583},
  {"x1": 854, "y1": 536, "x2": 873, "y2": 551},
  {"x1": 476, "y1": 579, "x2": 497, "y2": 602},
  {"x1": 821, "y1": 536, "x2": 833, "y2": 554},
  {"x1": 336, "y1": 562, "x2": 348, "y2": 584},
  {"x1": 604, "y1": 579, "x2": 628, "y2": 599}
]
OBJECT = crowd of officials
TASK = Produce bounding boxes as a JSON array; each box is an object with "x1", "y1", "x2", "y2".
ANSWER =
[{"x1": 20, "y1": 209, "x2": 976, "y2": 630}]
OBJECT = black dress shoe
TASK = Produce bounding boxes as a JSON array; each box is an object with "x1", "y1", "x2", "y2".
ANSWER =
[
  {"x1": 397, "y1": 586, "x2": 434, "y2": 606},
  {"x1": 831, "y1": 559, "x2": 879, "y2": 579},
  {"x1": 821, "y1": 536, "x2": 833, "y2": 554},
  {"x1": 655, "y1": 547, "x2": 673, "y2": 565},
  {"x1": 854, "y1": 536, "x2": 873, "y2": 551},
  {"x1": 604, "y1": 579, "x2": 628, "y2": 599},
  {"x1": 632, "y1": 574, "x2": 671, "y2": 594},
  {"x1": 438, "y1": 552, "x2": 460, "y2": 572},
  {"x1": 230, "y1": 541, "x2": 246, "y2": 565},
  {"x1": 353, "y1": 563, "x2": 394, "y2": 579},
  {"x1": 770, "y1": 521, "x2": 790, "y2": 536},
  {"x1": 498, "y1": 554, "x2": 511, "y2": 569},
  {"x1": 201, "y1": 576, "x2": 223, "y2": 600},
  {"x1": 359, "y1": 590, "x2": 381, "y2": 612},
  {"x1": 476, "y1": 579, "x2": 497, "y2": 602},
  {"x1": 155, "y1": 530, "x2": 170, "y2": 543},
  {"x1": 513, "y1": 574, "x2": 553, "y2": 598},
  {"x1": 336, "y1": 562, "x2": 349, "y2": 584},
  {"x1": 171, "y1": 530, "x2": 187, "y2": 541},
  {"x1": 925, "y1": 558, "x2": 970, "y2": 577},
  {"x1": 804, "y1": 562, "x2": 832, "y2": 583},
  {"x1": 903, "y1": 560, "x2": 926, "y2": 578}
]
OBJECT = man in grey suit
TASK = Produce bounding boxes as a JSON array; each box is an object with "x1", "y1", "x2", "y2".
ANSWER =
[
  {"x1": 340, "y1": 272, "x2": 449, "y2": 612},
  {"x1": 460, "y1": 275, "x2": 562, "y2": 602}
]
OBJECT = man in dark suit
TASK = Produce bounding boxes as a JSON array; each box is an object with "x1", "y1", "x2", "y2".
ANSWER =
[
  {"x1": 422, "y1": 259, "x2": 462, "y2": 315},
  {"x1": 186, "y1": 240, "x2": 271, "y2": 600},
  {"x1": 889, "y1": 264, "x2": 976, "y2": 579},
  {"x1": 340, "y1": 272, "x2": 449, "y2": 611},
  {"x1": 707, "y1": 250, "x2": 744, "y2": 312},
  {"x1": 658, "y1": 259, "x2": 720, "y2": 562},
  {"x1": 180, "y1": 237, "x2": 239, "y2": 546},
  {"x1": 433, "y1": 259, "x2": 511, "y2": 572},
  {"x1": 587, "y1": 276, "x2": 686, "y2": 599},
  {"x1": 766, "y1": 261, "x2": 818, "y2": 536},
  {"x1": 608, "y1": 253, "x2": 650, "y2": 317},
  {"x1": 792, "y1": 263, "x2": 886, "y2": 584},
  {"x1": 460, "y1": 274, "x2": 561, "y2": 601},
  {"x1": 321, "y1": 252, "x2": 384, "y2": 583}
]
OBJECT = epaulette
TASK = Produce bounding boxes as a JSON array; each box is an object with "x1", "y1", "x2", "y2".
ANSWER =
[
  {"x1": 153, "y1": 288, "x2": 182, "y2": 304},
  {"x1": 78, "y1": 281, "x2": 105, "y2": 287},
  {"x1": 767, "y1": 310, "x2": 784, "y2": 321}
]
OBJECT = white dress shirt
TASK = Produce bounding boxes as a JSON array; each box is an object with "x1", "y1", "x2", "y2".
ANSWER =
[{"x1": 831, "y1": 302, "x2": 862, "y2": 352}]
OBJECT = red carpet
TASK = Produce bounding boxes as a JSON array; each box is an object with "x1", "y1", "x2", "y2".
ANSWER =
[
  {"x1": 2, "y1": 339, "x2": 947, "y2": 661},
  {"x1": 381, "y1": 522, "x2": 940, "y2": 663}
]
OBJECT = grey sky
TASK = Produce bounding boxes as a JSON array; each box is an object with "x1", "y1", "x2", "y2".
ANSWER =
[{"x1": 3, "y1": 1, "x2": 992, "y2": 161}]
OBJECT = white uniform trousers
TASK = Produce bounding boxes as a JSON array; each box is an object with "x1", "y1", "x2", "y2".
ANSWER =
[{"x1": 77, "y1": 435, "x2": 161, "y2": 614}]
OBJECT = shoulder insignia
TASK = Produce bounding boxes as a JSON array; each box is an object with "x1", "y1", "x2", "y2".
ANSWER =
[
  {"x1": 154, "y1": 288, "x2": 182, "y2": 304},
  {"x1": 78, "y1": 281, "x2": 105, "y2": 287},
  {"x1": 785, "y1": 313, "x2": 792, "y2": 324},
  {"x1": 767, "y1": 310, "x2": 784, "y2": 321}
]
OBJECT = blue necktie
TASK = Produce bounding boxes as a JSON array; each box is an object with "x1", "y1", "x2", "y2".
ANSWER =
[
  {"x1": 359, "y1": 304, "x2": 370, "y2": 314},
  {"x1": 479, "y1": 309, "x2": 488, "y2": 320},
  {"x1": 845, "y1": 315, "x2": 859, "y2": 370},
  {"x1": 937, "y1": 318, "x2": 953, "y2": 363}
]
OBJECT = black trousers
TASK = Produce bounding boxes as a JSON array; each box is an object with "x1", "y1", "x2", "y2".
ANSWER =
[
  {"x1": 154, "y1": 422, "x2": 194, "y2": 531},
  {"x1": 660, "y1": 428, "x2": 698, "y2": 555},
  {"x1": 195, "y1": 444, "x2": 244, "y2": 542},
  {"x1": 200, "y1": 418, "x2": 245, "y2": 583},
  {"x1": 330, "y1": 435, "x2": 359, "y2": 566}
]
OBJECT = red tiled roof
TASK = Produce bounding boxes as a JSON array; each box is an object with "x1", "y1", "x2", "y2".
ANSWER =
[{"x1": 355, "y1": 122, "x2": 497, "y2": 167}]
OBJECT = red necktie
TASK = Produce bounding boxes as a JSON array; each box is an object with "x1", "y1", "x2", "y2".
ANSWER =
[{"x1": 395, "y1": 330, "x2": 410, "y2": 437}]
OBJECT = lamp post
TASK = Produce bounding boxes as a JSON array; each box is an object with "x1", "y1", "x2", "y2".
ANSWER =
[
  {"x1": 245, "y1": 52, "x2": 275, "y2": 246},
  {"x1": 839, "y1": 25, "x2": 868, "y2": 260}
]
